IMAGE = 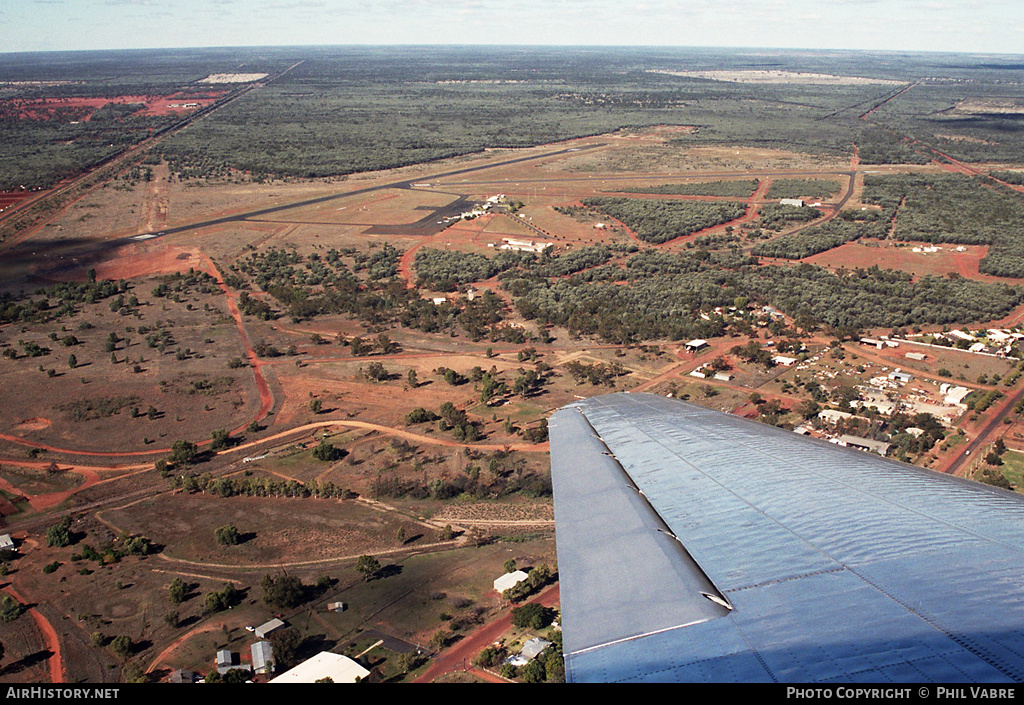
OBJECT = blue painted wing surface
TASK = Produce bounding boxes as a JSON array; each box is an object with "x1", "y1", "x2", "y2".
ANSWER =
[{"x1": 550, "y1": 393, "x2": 1024, "y2": 683}]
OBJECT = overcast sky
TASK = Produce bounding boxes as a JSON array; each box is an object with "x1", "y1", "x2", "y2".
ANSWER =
[{"x1": 3, "y1": 0, "x2": 1022, "y2": 55}]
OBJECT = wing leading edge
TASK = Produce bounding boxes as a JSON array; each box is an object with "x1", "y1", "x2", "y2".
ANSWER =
[{"x1": 550, "y1": 393, "x2": 1024, "y2": 683}]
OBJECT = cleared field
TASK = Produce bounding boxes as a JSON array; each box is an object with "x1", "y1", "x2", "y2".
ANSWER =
[
  {"x1": 805, "y1": 240, "x2": 990, "y2": 279},
  {"x1": 103, "y1": 492, "x2": 436, "y2": 565}
]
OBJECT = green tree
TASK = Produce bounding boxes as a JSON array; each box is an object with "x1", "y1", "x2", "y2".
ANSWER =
[
  {"x1": 110, "y1": 635, "x2": 133, "y2": 659},
  {"x1": 168, "y1": 577, "x2": 188, "y2": 604},
  {"x1": 364, "y1": 361, "x2": 389, "y2": 381},
  {"x1": 261, "y1": 573, "x2": 306, "y2": 609},
  {"x1": 511, "y1": 602, "x2": 555, "y2": 630},
  {"x1": 0, "y1": 596, "x2": 26, "y2": 622},
  {"x1": 215, "y1": 524, "x2": 240, "y2": 546},
  {"x1": 312, "y1": 438, "x2": 344, "y2": 461},
  {"x1": 520, "y1": 659, "x2": 547, "y2": 683},
  {"x1": 269, "y1": 627, "x2": 303, "y2": 670},
  {"x1": 169, "y1": 440, "x2": 198, "y2": 467},
  {"x1": 46, "y1": 516, "x2": 74, "y2": 547},
  {"x1": 210, "y1": 428, "x2": 233, "y2": 450},
  {"x1": 355, "y1": 554, "x2": 381, "y2": 582}
]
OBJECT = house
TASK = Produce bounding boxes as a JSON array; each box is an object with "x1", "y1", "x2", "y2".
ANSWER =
[
  {"x1": 215, "y1": 650, "x2": 251, "y2": 676},
  {"x1": 494, "y1": 570, "x2": 529, "y2": 593},
  {"x1": 251, "y1": 641, "x2": 275, "y2": 676},
  {"x1": 818, "y1": 409, "x2": 854, "y2": 425},
  {"x1": 506, "y1": 637, "x2": 552, "y2": 667},
  {"x1": 772, "y1": 355, "x2": 797, "y2": 367},
  {"x1": 255, "y1": 618, "x2": 286, "y2": 640},
  {"x1": 269, "y1": 652, "x2": 370, "y2": 684}
]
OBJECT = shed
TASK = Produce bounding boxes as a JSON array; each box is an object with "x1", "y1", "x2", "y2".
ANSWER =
[
  {"x1": 255, "y1": 618, "x2": 286, "y2": 639},
  {"x1": 494, "y1": 570, "x2": 529, "y2": 593},
  {"x1": 327, "y1": 602, "x2": 346, "y2": 612},
  {"x1": 684, "y1": 339, "x2": 708, "y2": 353},
  {"x1": 0, "y1": 535, "x2": 15, "y2": 552},
  {"x1": 251, "y1": 641, "x2": 275, "y2": 676},
  {"x1": 835, "y1": 435, "x2": 891, "y2": 456}
]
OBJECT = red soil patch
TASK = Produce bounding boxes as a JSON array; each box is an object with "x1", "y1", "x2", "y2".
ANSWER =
[
  {"x1": 85, "y1": 243, "x2": 201, "y2": 281},
  {"x1": 2, "y1": 92, "x2": 225, "y2": 122},
  {"x1": 804, "y1": 240, "x2": 994, "y2": 280}
]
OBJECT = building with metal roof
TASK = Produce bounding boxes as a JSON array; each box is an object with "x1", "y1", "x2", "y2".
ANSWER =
[
  {"x1": 255, "y1": 618, "x2": 285, "y2": 640},
  {"x1": 494, "y1": 570, "x2": 529, "y2": 593},
  {"x1": 550, "y1": 392, "x2": 1024, "y2": 683},
  {"x1": 269, "y1": 652, "x2": 370, "y2": 684},
  {"x1": 251, "y1": 641, "x2": 274, "y2": 676}
]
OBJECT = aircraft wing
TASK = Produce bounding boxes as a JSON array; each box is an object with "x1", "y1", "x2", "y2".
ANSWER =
[{"x1": 549, "y1": 393, "x2": 1024, "y2": 683}]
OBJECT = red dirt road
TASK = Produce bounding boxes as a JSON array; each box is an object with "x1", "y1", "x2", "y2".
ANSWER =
[
  {"x1": 414, "y1": 583, "x2": 560, "y2": 683},
  {"x1": 2, "y1": 583, "x2": 64, "y2": 683}
]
